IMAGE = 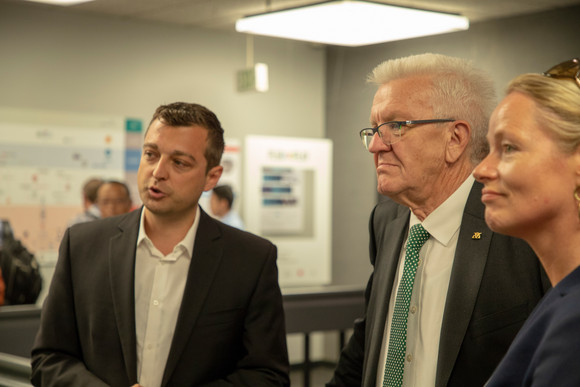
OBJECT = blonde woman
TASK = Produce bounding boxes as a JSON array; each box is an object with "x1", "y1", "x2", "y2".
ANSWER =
[{"x1": 474, "y1": 58, "x2": 580, "y2": 386}]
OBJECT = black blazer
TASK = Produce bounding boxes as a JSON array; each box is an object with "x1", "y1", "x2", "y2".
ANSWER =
[
  {"x1": 328, "y1": 181, "x2": 549, "y2": 387},
  {"x1": 31, "y1": 207, "x2": 289, "y2": 386}
]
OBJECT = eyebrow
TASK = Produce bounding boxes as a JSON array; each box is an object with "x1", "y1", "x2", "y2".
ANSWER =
[
  {"x1": 370, "y1": 109, "x2": 405, "y2": 125},
  {"x1": 143, "y1": 143, "x2": 196, "y2": 163}
]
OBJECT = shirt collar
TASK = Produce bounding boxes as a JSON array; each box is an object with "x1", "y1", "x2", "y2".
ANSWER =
[
  {"x1": 409, "y1": 175, "x2": 474, "y2": 246},
  {"x1": 137, "y1": 206, "x2": 201, "y2": 259}
]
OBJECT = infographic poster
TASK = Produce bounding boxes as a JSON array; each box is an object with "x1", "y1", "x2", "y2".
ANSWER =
[
  {"x1": 0, "y1": 107, "x2": 127, "y2": 262},
  {"x1": 261, "y1": 167, "x2": 315, "y2": 237},
  {"x1": 245, "y1": 135, "x2": 332, "y2": 287}
]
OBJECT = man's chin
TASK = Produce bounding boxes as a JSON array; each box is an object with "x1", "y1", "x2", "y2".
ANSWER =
[
  {"x1": 376, "y1": 180, "x2": 396, "y2": 197},
  {"x1": 143, "y1": 200, "x2": 167, "y2": 214},
  {"x1": 377, "y1": 189, "x2": 397, "y2": 200}
]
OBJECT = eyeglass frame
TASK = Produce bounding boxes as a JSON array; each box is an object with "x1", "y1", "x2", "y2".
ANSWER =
[
  {"x1": 542, "y1": 58, "x2": 580, "y2": 88},
  {"x1": 359, "y1": 119, "x2": 455, "y2": 150}
]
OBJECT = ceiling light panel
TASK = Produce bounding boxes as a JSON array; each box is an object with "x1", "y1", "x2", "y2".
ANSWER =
[{"x1": 236, "y1": 0, "x2": 469, "y2": 47}]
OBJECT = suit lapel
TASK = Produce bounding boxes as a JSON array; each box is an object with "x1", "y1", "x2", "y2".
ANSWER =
[
  {"x1": 363, "y1": 204, "x2": 409, "y2": 387},
  {"x1": 162, "y1": 208, "x2": 224, "y2": 386},
  {"x1": 108, "y1": 209, "x2": 141, "y2": 383},
  {"x1": 435, "y1": 182, "x2": 492, "y2": 387}
]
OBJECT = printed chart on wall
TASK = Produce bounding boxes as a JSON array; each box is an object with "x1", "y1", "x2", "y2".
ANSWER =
[
  {"x1": 261, "y1": 166, "x2": 312, "y2": 236},
  {"x1": 245, "y1": 135, "x2": 332, "y2": 287},
  {"x1": 0, "y1": 107, "x2": 129, "y2": 263}
]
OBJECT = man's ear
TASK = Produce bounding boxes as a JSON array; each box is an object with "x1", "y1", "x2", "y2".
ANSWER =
[
  {"x1": 446, "y1": 120, "x2": 471, "y2": 163},
  {"x1": 204, "y1": 165, "x2": 223, "y2": 192}
]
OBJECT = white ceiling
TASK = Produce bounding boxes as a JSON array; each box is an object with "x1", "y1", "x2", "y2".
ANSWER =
[{"x1": 7, "y1": 0, "x2": 580, "y2": 33}]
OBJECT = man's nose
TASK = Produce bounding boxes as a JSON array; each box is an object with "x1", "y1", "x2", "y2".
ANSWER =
[
  {"x1": 368, "y1": 132, "x2": 391, "y2": 153},
  {"x1": 152, "y1": 157, "x2": 169, "y2": 180}
]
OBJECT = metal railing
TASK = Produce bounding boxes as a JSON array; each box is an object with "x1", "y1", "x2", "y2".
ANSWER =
[{"x1": 0, "y1": 352, "x2": 32, "y2": 386}]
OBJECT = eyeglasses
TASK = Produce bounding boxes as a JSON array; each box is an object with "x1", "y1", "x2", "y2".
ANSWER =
[
  {"x1": 542, "y1": 58, "x2": 580, "y2": 88},
  {"x1": 359, "y1": 119, "x2": 454, "y2": 150}
]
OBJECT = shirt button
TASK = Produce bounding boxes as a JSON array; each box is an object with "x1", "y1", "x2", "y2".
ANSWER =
[
  {"x1": 406, "y1": 354, "x2": 413, "y2": 363},
  {"x1": 410, "y1": 305, "x2": 417, "y2": 314},
  {"x1": 153, "y1": 300, "x2": 159, "y2": 306}
]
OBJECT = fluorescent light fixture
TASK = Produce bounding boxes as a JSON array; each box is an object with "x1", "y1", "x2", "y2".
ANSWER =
[
  {"x1": 236, "y1": 0, "x2": 469, "y2": 47},
  {"x1": 20, "y1": 0, "x2": 94, "y2": 5}
]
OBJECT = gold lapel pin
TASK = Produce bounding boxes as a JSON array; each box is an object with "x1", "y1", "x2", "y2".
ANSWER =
[{"x1": 472, "y1": 232, "x2": 482, "y2": 240}]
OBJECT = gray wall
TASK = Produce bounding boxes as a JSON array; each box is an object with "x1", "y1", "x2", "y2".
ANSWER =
[
  {"x1": 326, "y1": 5, "x2": 580, "y2": 286},
  {"x1": 0, "y1": 1, "x2": 326, "y2": 141}
]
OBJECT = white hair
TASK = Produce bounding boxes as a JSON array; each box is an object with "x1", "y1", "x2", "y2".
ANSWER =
[{"x1": 368, "y1": 53, "x2": 497, "y2": 164}]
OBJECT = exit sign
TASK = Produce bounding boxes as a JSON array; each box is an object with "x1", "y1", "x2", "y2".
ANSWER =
[{"x1": 236, "y1": 63, "x2": 269, "y2": 92}]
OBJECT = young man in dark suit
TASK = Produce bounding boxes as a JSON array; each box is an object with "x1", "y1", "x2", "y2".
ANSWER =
[{"x1": 32, "y1": 102, "x2": 289, "y2": 386}]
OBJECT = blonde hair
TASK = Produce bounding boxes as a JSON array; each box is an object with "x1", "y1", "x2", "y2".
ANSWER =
[
  {"x1": 368, "y1": 53, "x2": 497, "y2": 164},
  {"x1": 507, "y1": 73, "x2": 580, "y2": 153}
]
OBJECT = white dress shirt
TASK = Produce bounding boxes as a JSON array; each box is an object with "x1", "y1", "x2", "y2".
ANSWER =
[
  {"x1": 377, "y1": 176, "x2": 475, "y2": 387},
  {"x1": 135, "y1": 207, "x2": 200, "y2": 387}
]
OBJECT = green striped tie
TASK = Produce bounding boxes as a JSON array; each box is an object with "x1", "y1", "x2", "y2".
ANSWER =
[{"x1": 383, "y1": 223, "x2": 430, "y2": 387}]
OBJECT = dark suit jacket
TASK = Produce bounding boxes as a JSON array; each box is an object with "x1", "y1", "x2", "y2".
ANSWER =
[
  {"x1": 31, "y1": 207, "x2": 289, "y2": 387},
  {"x1": 328, "y1": 181, "x2": 550, "y2": 387},
  {"x1": 486, "y1": 265, "x2": 580, "y2": 387}
]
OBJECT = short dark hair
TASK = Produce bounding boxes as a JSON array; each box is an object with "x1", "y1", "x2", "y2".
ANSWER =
[
  {"x1": 212, "y1": 185, "x2": 234, "y2": 209},
  {"x1": 100, "y1": 180, "x2": 131, "y2": 201},
  {"x1": 148, "y1": 102, "x2": 225, "y2": 171},
  {"x1": 83, "y1": 178, "x2": 104, "y2": 203}
]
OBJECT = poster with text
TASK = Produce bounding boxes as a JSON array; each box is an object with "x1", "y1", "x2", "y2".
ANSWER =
[
  {"x1": 0, "y1": 107, "x2": 127, "y2": 263},
  {"x1": 244, "y1": 135, "x2": 332, "y2": 287}
]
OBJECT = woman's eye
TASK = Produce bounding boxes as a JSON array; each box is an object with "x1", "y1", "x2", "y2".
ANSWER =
[{"x1": 503, "y1": 143, "x2": 515, "y2": 153}]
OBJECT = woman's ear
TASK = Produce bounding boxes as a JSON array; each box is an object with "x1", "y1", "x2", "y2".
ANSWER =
[
  {"x1": 573, "y1": 145, "x2": 580, "y2": 186},
  {"x1": 446, "y1": 120, "x2": 471, "y2": 163}
]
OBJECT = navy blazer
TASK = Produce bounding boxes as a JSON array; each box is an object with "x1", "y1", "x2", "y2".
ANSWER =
[
  {"x1": 328, "y1": 181, "x2": 549, "y2": 387},
  {"x1": 486, "y1": 265, "x2": 580, "y2": 387},
  {"x1": 31, "y1": 207, "x2": 289, "y2": 386}
]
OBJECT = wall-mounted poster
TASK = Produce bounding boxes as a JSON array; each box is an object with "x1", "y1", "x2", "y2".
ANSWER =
[
  {"x1": 0, "y1": 107, "x2": 127, "y2": 263},
  {"x1": 261, "y1": 166, "x2": 308, "y2": 236},
  {"x1": 244, "y1": 135, "x2": 332, "y2": 287}
]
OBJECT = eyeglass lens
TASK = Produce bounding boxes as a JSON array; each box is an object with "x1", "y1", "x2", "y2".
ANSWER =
[
  {"x1": 360, "y1": 129, "x2": 375, "y2": 149},
  {"x1": 360, "y1": 124, "x2": 401, "y2": 149}
]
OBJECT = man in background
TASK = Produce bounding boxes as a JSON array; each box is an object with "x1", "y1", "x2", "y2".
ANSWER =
[
  {"x1": 97, "y1": 180, "x2": 133, "y2": 218},
  {"x1": 210, "y1": 184, "x2": 244, "y2": 230},
  {"x1": 327, "y1": 53, "x2": 549, "y2": 387},
  {"x1": 67, "y1": 177, "x2": 103, "y2": 226}
]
